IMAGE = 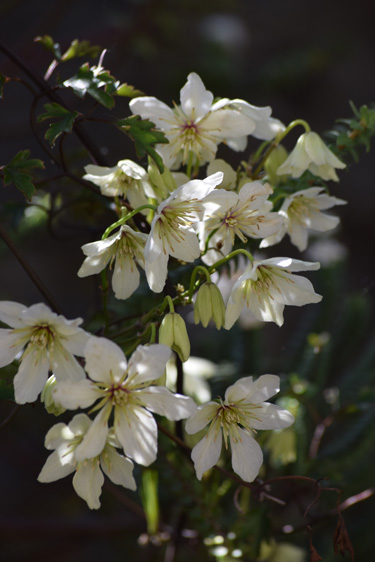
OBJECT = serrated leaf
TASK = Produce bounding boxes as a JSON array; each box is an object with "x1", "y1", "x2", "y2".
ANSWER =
[
  {"x1": 115, "y1": 82, "x2": 144, "y2": 98},
  {"x1": 61, "y1": 39, "x2": 101, "y2": 62},
  {"x1": 63, "y1": 63, "x2": 116, "y2": 108},
  {"x1": 37, "y1": 102, "x2": 79, "y2": 145},
  {"x1": 34, "y1": 35, "x2": 62, "y2": 61},
  {"x1": 2, "y1": 150, "x2": 44, "y2": 200},
  {"x1": 117, "y1": 115, "x2": 168, "y2": 172}
]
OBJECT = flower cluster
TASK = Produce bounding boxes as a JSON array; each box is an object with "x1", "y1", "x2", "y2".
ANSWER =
[{"x1": 0, "y1": 71, "x2": 348, "y2": 509}]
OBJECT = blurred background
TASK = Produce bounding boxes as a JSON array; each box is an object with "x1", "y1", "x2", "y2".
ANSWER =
[{"x1": 0, "y1": 1, "x2": 374, "y2": 561}]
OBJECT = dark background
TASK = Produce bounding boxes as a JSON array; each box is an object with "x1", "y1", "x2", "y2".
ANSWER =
[{"x1": 0, "y1": 1, "x2": 374, "y2": 561}]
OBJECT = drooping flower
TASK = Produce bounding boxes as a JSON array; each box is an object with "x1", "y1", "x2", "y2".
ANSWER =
[
  {"x1": 54, "y1": 337, "x2": 196, "y2": 466},
  {"x1": 129, "y1": 72, "x2": 259, "y2": 168},
  {"x1": 0, "y1": 301, "x2": 89, "y2": 404},
  {"x1": 77, "y1": 225, "x2": 147, "y2": 300},
  {"x1": 225, "y1": 257, "x2": 322, "y2": 329},
  {"x1": 276, "y1": 132, "x2": 346, "y2": 181},
  {"x1": 159, "y1": 312, "x2": 191, "y2": 362},
  {"x1": 144, "y1": 172, "x2": 223, "y2": 293},
  {"x1": 38, "y1": 414, "x2": 136, "y2": 510},
  {"x1": 260, "y1": 187, "x2": 347, "y2": 251},
  {"x1": 194, "y1": 282, "x2": 226, "y2": 330},
  {"x1": 185, "y1": 374, "x2": 294, "y2": 481},
  {"x1": 199, "y1": 181, "x2": 283, "y2": 266},
  {"x1": 84, "y1": 159, "x2": 155, "y2": 211}
]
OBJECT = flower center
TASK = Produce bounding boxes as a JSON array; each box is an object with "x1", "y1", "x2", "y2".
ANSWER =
[
  {"x1": 29, "y1": 325, "x2": 55, "y2": 351},
  {"x1": 107, "y1": 383, "x2": 129, "y2": 406}
]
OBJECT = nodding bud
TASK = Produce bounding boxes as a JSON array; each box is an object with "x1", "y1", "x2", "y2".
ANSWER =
[
  {"x1": 41, "y1": 375, "x2": 66, "y2": 416},
  {"x1": 159, "y1": 312, "x2": 190, "y2": 362},
  {"x1": 194, "y1": 282, "x2": 226, "y2": 330},
  {"x1": 264, "y1": 144, "x2": 288, "y2": 186}
]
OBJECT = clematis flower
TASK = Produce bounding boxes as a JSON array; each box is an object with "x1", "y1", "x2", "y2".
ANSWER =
[
  {"x1": 260, "y1": 187, "x2": 347, "y2": 251},
  {"x1": 276, "y1": 132, "x2": 346, "y2": 181},
  {"x1": 129, "y1": 72, "x2": 258, "y2": 168},
  {"x1": 77, "y1": 225, "x2": 147, "y2": 300},
  {"x1": 54, "y1": 337, "x2": 196, "y2": 466},
  {"x1": 144, "y1": 172, "x2": 223, "y2": 293},
  {"x1": 185, "y1": 374, "x2": 294, "y2": 481},
  {"x1": 225, "y1": 257, "x2": 322, "y2": 329},
  {"x1": 0, "y1": 301, "x2": 89, "y2": 404},
  {"x1": 199, "y1": 181, "x2": 283, "y2": 266},
  {"x1": 38, "y1": 414, "x2": 136, "y2": 510},
  {"x1": 84, "y1": 159, "x2": 155, "y2": 211}
]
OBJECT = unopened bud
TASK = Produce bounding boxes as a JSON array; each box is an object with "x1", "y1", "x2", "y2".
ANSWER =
[
  {"x1": 41, "y1": 375, "x2": 66, "y2": 416},
  {"x1": 264, "y1": 144, "x2": 288, "y2": 186},
  {"x1": 194, "y1": 282, "x2": 226, "y2": 330},
  {"x1": 159, "y1": 313, "x2": 190, "y2": 362}
]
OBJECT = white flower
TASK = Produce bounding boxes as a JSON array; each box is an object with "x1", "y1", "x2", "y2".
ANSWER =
[
  {"x1": 276, "y1": 132, "x2": 346, "y2": 181},
  {"x1": 129, "y1": 72, "x2": 257, "y2": 168},
  {"x1": 0, "y1": 301, "x2": 89, "y2": 404},
  {"x1": 144, "y1": 172, "x2": 223, "y2": 292},
  {"x1": 260, "y1": 187, "x2": 347, "y2": 251},
  {"x1": 38, "y1": 414, "x2": 136, "y2": 510},
  {"x1": 185, "y1": 374, "x2": 294, "y2": 481},
  {"x1": 225, "y1": 257, "x2": 322, "y2": 329},
  {"x1": 84, "y1": 159, "x2": 155, "y2": 211},
  {"x1": 77, "y1": 225, "x2": 147, "y2": 300},
  {"x1": 206, "y1": 159, "x2": 237, "y2": 190},
  {"x1": 54, "y1": 337, "x2": 196, "y2": 466},
  {"x1": 199, "y1": 181, "x2": 283, "y2": 266}
]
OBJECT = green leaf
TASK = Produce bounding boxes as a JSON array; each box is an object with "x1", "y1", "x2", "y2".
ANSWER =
[
  {"x1": 2, "y1": 150, "x2": 44, "y2": 200},
  {"x1": 115, "y1": 82, "x2": 144, "y2": 98},
  {"x1": 37, "y1": 102, "x2": 79, "y2": 145},
  {"x1": 61, "y1": 39, "x2": 101, "y2": 62},
  {"x1": 63, "y1": 63, "x2": 116, "y2": 108},
  {"x1": 34, "y1": 35, "x2": 62, "y2": 61},
  {"x1": 117, "y1": 115, "x2": 168, "y2": 172},
  {"x1": 0, "y1": 72, "x2": 10, "y2": 98}
]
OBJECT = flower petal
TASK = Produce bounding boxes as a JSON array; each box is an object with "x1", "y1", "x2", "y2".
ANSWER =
[
  {"x1": 114, "y1": 405, "x2": 158, "y2": 466},
  {"x1": 185, "y1": 402, "x2": 219, "y2": 434},
  {"x1": 51, "y1": 341, "x2": 86, "y2": 382},
  {"x1": 141, "y1": 386, "x2": 197, "y2": 420},
  {"x1": 112, "y1": 253, "x2": 140, "y2": 300},
  {"x1": 13, "y1": 346, "x2": 50, "y2": 404},
  {"x1": 74, "y1": 405, "x2": 111, "y2": 462},
  {"x1": 53, "y1": 379, "x2": 99, "y2": 409},
  {"x1": 0, "y1": 301, "x2": 27, "y2": 328},
  {"x1": 84, "y1": 336, "x2": 128, "y2": 383},
  {"x1": 100, "y1": 445, "x2": 136, "y2": 490},
  {"x1": 230, "y1": 428, "x2": 263, "y2": 482},
  {"x1": 191, "y1": 429, "x2": 222, "y2": 480},
  {"x1": 250, "y1": 403, "x2": 295, "y2": 430},
  {"x1": 73, "y1": 459, "x2": 104, "y2": 509},
  {"x1": 127, "y1": 344, "x2": 172, "y2": 385},
  {"x1": 0, "y1": 329, "x2": 25, "y2": 367},
  {"x1": 180, "y1": 72, "x2": 214, "y2": 120},
  {"x1": 37, "y1": 450, "x2": 76, "y2": 483}
]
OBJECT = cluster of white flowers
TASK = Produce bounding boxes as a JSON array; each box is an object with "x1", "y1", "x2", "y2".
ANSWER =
[{"x1": 0, "y1": 72, "x2": 347, "y2": 509}]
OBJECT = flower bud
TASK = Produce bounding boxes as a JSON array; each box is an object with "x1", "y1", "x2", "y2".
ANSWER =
[
  {"x1": 159, "y1": 313, "x2": 190, "y2": 362},
  {"x1": 264, "y1": 144, "x2": 288, "y2": 186},
  {"x1": 194, "y1": 282, "x2": 226, "y2": 330},
  {"x1": 41, "y1": 375, "x2": 66, "y2": 416}
]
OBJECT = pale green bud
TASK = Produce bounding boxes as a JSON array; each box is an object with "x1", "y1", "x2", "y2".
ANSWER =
[
  {"x1": 148, "y1": 160, "x2": 176, "y2": 201},
  {"x1": 159, "y1": 312, "x2": 190, "y2": 362},
  {"x1": 41, "y1": 375, "x2": 66, "y2": 416},
  {"x1": 264, "y1": 144, "x2": 288, "y2": 186},
  {"x1": 194, "y1": 282, "x2": 226, "y2": 330}
]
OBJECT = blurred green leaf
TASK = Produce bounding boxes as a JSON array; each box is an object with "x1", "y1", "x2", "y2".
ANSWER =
[
  {"x1": 117, "y1": 115, "x2": 168, "y2": 172},
  {"x1": 61, "y1": 39, "x2": 101, "y2": 61},
  {"x1": 115, "y1": 82, "x2": 144, "y2": 98},
  {"x1": 2, "y1": 150, "x2": 44, "y2": 200},
  {"x1": 34, "y1": 35, "x2": 62, "y2": 61},
  {"x1": 37, "y1": 102, "x2": 79, "y2": 145},
  {"x1": 63, "y1": 63, "x2": 116, "y2": 108}
]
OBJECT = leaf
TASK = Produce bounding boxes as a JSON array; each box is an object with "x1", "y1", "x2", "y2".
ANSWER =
[
  {"x1": 2, "y1": 150, "x2": 44, "y2": 200},
  {"x1": 117, "y1": 115, "x2": 169, "y2": 172},
  {"x1": 115, "y1": 82, "x2": 144, "y2": 98},
  {"x1": 34, "y1": 35, "x2": 62, "y2": 61},
  {"x1": 63, "y1": 63, "x2": 116, "y2": 108},
  {"x1": 61, "y1": 39, "x2": 101, "y2": 61},
  {"x1": 37, "y1": 102, "x2": 79, "y2": 146}
]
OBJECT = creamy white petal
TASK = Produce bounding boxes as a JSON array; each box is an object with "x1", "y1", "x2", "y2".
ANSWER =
[
  {"x1": 74, "y1": 405, "x2": 111, "y2": 462},
  {"x1": 269, "y1": 273, "x2": 322, "y2": 306},
  {"x1": 168, "y1": 228, "x2": 200, "y2": 261},
  {"x1": 13, "y1": 346, "x2": 50, "y2": 404},
  {"x1": 129, "y1": 96, "x2": 176, "y2": 129},
  {"x1": 68, "y1": 413, "x2": 93, "y2": 435},
  {"x1": 0, "y1": 329, "x2": 25, "y2": 367},
  {"x1": 127, "y1": 344, "x2": 172, "y2": 385},
  {"x1": 140, "y1": 386, "x2": 197, "y2": 420},
  {"x1": 84, "y1": 336, "x2": 128, "y2": 383},
  {"x1": 77, "y1": 251, "x2": 113, "y2": 277},
  {"x1": 115, "y1": 405, "x2": 158, "y2": 466},
  {"x1": 37, "y1": 450, "x2": 76, "y2": 483},
  {"x1": 61, "y1": 329, "x2": 90, "y2": 356},
  {"x1": 180, "y1": 72, "x2": 214, "y2": 119},
  {"x1": 44, "y1": 422, "x2": 75, "y2": 449},
  {"x1": 0, "y1": 301, "x2": 27, "y2": 328},
  {"x1": 230, "y1": 429, "x2": 263, "y2": 482},
  {"x1": 185, "y1": 402, "x2": 219, "y2": 434},
  {"x1": 73, "y1": 459, "x2": 104, "y2": 509},
  {"x1": 191, "y1": 429, "x2": 222, "y2": 480},
  {"x1": 250, "y1": 403, "x2": 295, "y2": 430},
  {"x1": 51, "y1": 341, "x2": 86, "y2": 381},
  {"x1": 53, "y1": 379, "x2": 99, "y2": 409},
  {"x1": 112, "y1": 253, "x2": 140, "y2": 300},
  {"x1": 145, "y1": 249, "x2": 169, "y2": 293},
  {"x1": 100, "y1": 446, "x2": 136, "y2": 490},
  {"x1": 225, "y1": 375, "x2": 280, "y2": 404}
]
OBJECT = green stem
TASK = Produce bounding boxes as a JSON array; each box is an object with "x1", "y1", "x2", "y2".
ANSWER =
[
  {"x1": 160, "y1": 295, "x2": 175, "y2": 314},
  {"x1": 102, "y1": 204, "x2": 157, "y2": 239},
  {"x1": 208, "y1": 248, "x2": 254, "y2": 273},
  {"x1": 188, "y1": 265, "x2": 211, "y2": 301}
]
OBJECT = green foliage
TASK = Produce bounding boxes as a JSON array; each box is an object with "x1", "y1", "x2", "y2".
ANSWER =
[
  {"x1": 1, "y1": 150, "x2": 44, "y2": 200},
  {"x1": 37, "y1": 102, "x2": 79, "y2": 145},
  {"x1": 34, "y1": 35, "x2": 62, "y2": 60},
  {"x1": 117, "y1": 115, "x2": 169, "y2": 172},
  {"x1": 63, "y1": 63, "x2": 116, "y2": 108},
  {"x1": 329, "y1": 102, "x2": 375, "y2": 161},
  {"x1": 34, "y1": 35, "x2": 100, "y2": 63}
]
